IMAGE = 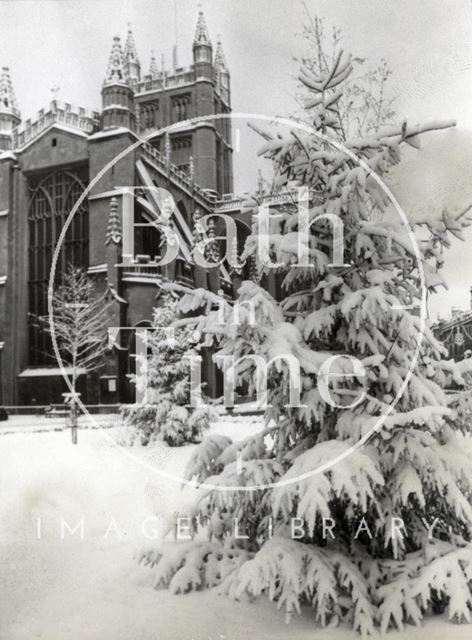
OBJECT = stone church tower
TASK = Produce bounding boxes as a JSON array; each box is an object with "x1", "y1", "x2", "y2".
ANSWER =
[
  {"x1": 98, "y1": 10, "x2": 234, "y2": 196},
  {"x1": 0, "y1": 11, "x2": 245, "y2": 406}
]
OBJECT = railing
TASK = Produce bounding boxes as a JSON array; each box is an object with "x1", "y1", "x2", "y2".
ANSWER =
[
  {"x1": 121, "y1": 259, "x2": 235, "y2": 291},
  {"x1": 137, "y1": 67, "x2": 195, "y2": 94},
  {"x1": 12, "y1": 100, "x2": 100, "y2": 149},
  {"x1": 138, "y1": 146, "x2": 297, "y2": 213},
  {"x1": 215, "y1": 191, "x2": 296, "y2": 212},
  {"x1": 122, "y1": 257, "x2": 194, "y2": 288},
  {"x1": 433, "y1": 310, "x2": 472, "y2": 333},
  {"x1": 123, "y1": 263, "x2": 161, "y2": 276},
  {"x1": 138, "y1": 140, "x2": 214, "y2": 207}
]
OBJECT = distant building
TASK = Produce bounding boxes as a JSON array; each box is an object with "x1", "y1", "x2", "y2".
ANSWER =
[
  {"x1": 432, "y1": 290, "x2": 472, "y2": 361},
  {"x1": 0, "y1": 12, "x2": 282, "y2": 407}
]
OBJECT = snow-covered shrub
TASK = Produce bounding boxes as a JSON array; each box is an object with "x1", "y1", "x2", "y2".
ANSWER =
[
  {"x1": 139, "y1": 36, "x2": 472, "y2": 637},
  {"x1": 121, "y1": 296, "x2": 215, "y2": 446},
  {"x1": 139, "y1": 541, "x2": 251, "y2": 593}
]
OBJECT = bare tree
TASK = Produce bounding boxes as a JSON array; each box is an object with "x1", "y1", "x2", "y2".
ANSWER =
[
  {"x1": 40, "y1": 265, "x2": 114, "y2": 444},
  {"x1": 295, "y1": 2, "x2": 396, "y2": 139}
]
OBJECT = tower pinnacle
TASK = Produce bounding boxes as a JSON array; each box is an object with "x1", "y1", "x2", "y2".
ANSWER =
[
  {"x1": 124, "y1": 24, "x2": 140, "y2": 66},
  {"x1": 0, "y1": 66, "x2": 21, "y2": 150},
  {"x1": 193, "y1": 10, "x2": 213, "y2": 75},
  {"x1": 124, "y1": 24, "x2": 140, "y2": 86},
  {"x1": 104, "y1": 36, "x2": 128, "y2": 85},
  {"x1": 101, "y1": 34, "x2": 135, "y2": 130},
  {"x1": 194, "y1": 10, "x2": 212, "y2": 46},
  {"x1": 214, "y1": 38, "x2": 230, "y2": 103},
  {"x1": 0, "y1": 67, "x2": 20, "y2": 118},
  {"x1": 149, "y1": 51, "x2": 159, "y2": 80},
  {"x1": 214, "y1": 38, "x2": 228, "y2": 72},
  {"x1": 105, "y1": 197, "x2": 122, "y2": 245}
]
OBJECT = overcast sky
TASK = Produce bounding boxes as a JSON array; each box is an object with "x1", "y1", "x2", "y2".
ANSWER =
[{"x1": 1, "y1": 0, "x2": 472, "y2": 318}]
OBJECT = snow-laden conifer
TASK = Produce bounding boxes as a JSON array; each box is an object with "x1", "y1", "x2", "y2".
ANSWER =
[
  {"x1": 139, "y1": 39, "x2": 472, "y2": 636},
  {"x1": 122, "y1": 295, "x2": 215, "y2": 446}
]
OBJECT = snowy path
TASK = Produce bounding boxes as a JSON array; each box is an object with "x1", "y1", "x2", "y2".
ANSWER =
[
  {"x1": 1, "y1": 425, "x2": 471, "y2": 639},
  {"x1": 0, "y1": 413, "x2": 120, "y2": 435}
]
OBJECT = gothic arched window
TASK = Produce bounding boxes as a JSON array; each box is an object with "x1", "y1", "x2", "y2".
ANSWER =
[
  {"x1": 140, "y1": 102, "x2": 159, "y2": 130},
  {"x1": 28, "y1": 168, "x2": 89, "y2": 365},
  {"x1": 171, "y1": 94, "x2": 191, "y2": 123}
]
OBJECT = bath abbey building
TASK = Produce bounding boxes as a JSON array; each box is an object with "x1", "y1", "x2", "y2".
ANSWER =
[{"x1": 0, "y1": 12, "x2": 279, "y2": 407}]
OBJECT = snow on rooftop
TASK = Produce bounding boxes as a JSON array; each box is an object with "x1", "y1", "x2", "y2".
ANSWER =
[{"x1": 88, "y1": 127, "x2": 137, "y2": 141}]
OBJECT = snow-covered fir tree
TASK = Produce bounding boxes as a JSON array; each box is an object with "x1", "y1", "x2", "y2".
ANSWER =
[
  {"x1": 139, "y1": 45, "x2": 472, "y2": 635},
  {"x1": 122, "y1": 294, "x2": 214, "y2": 446}
]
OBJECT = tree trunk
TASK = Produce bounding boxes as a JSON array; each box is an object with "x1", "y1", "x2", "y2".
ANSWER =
[
  {"x1": 71, "y1": 401, "x2": 78, "y2": 445},
  {"x1": 71, "y1": 376, "x2": 78, "y2": 445}
]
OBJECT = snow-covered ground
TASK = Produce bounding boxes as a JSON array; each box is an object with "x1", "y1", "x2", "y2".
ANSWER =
[
  {"x1": 0, "y1": 413, "x2": 120, "y2": 435},
  {"x1": 1, "y1": 419, "x2": 472, "y2": 640}
]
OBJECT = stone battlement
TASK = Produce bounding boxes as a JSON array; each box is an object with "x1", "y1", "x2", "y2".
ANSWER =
[
  {"x1": 136, "y1": 65, "x2": 197, "y2": 95},
  {"x1": 12, "y1": 100, "x2": 100, "y2": 148}
]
